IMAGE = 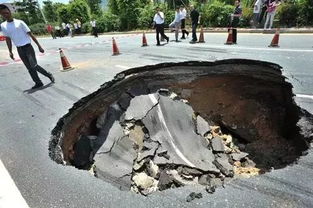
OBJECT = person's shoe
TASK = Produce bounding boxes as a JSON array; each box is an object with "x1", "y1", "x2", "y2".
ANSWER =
[
  {"x1": 180, "y1": 37, "x2": 186, "y2": 39},
  {"x1": 166, "y1": 37, "x2": 169, "y2": 43},
  {"x1": 189, "y1": 40, "x2": 197, "y2": 44},
  {"x1": 48, "y1": 74, "x2": 55, "y2": 83},
  {"x1": 31, "y1": 83, "x2": 44, "y2": 89},
  {"x1": 175, "y1": 40, "x2": 181, "y2": 42},
  {"x1": 156, "y1": 44, "x2": 161, "y2": 46}
]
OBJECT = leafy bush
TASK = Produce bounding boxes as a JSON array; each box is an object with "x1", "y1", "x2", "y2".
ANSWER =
[
  {"x1": 276, "y1": 2, "x2": 298, "y2": 27},
  {"x1": 297, "y1": 0, "x2": 313, "y2": 26},
  {"x1": 239, "y1": 7, "x2": 253, "y2": 27},
  {"x1": 137, "y1": 4, "x2": 155, "y2": 29},
  {"x1": 81, "y1": 22, "x2": 92, "y2": 33},
  {"x1": 201, "y1": 1, "x2": 234, "y2": 27},
  {"x1": 96, "y1": 11, "x2": 121, "y2": 32},
  {"x1": 29, "y1": 23, "x2": 48, "y2": 35}
]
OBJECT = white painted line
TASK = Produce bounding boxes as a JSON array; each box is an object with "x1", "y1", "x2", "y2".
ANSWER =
[
  {"x1": 149, "y1": 94, "x2": 196, "y2": 168},
  {"x1": 0, "y1": 160, "x2": 29, "y2": 208},
  {"x1": 115, "y1": 65, "x2": 130, "y2": 69},
  {"x1": 192, "y1": 43, "x2": 313, "y2": 53},
  {"x1": 296, "y1": 94, "x2": 313, "y2": 100}
]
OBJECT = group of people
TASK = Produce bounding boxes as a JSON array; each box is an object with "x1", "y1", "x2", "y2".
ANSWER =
[
  {"x1": 153, "y1": 5, "x2": 200, "y2": 45},
  {"x1": 253, "y1": 0, "x2": 282, "y2": 30},
  {"x1": 46, "y1": 19, "x2": 98, "y2": 39}
]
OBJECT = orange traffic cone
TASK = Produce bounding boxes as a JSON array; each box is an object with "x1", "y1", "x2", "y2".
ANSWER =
[
  {"x1": 112, "y1": 37, "x2": 120, "y2": 56},
  {"x1": 198, "y1": 26, "x2": 205, "y2": 43},
  {"x1": 269, "y1": 28, "x2": 280, "y2": 47},
  {"x1": 225, "y1": 28, "x2": 234, "y2": 45},
  {"x1": 142, "y1": 32, "x2": 148, "y2": 47},
  {"x1": 59, "y1": 48, "x2": 74, "y2": 71}
]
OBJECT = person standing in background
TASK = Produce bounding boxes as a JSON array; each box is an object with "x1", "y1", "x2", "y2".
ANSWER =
[
  {"x1": 55, "y1": 25, "x2": 62, "y2": 38},
  {"x1": 180, "y1": 6, "x2": 189, "y2": 39},
  {"x1": 189, "y1": 5, "x2": 199, "y2": 44},
  {"x1": 73, "y1": 22, "x2": 78, "y2": 35},
  {"x1": 90, "y1": 20, "x2": 98, "y2": 37},
  {"x1": 169, "y1": 7, "x2": 182, "y2": 42},
  {"x1": 264, "y1": 0, "x2": 281, "y2": 30},
  {"x1": 0, "y1": 4, "x2": 55, "y2": 89},
  {"x1": 229, "y1": 0, "x2": 242, "y2": 44},
  {"x1": 253, "y1": 0, "x2": 262, "y2": 28},
  {"x1": 153, "y1": 7, "x2": 169, "y2": 46},
  {"x1": 46, "y1": 24, "x2": 56, "y2": 39},
  {"x1": 77, "y1": 19, "x2": 81, "y2": 34},
  {"x1": 61, "y1": 22, "x2": 67, "y2": 36}
]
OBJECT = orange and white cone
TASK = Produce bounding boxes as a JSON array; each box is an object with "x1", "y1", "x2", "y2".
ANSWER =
[
  {"x1": 198, "y1": 26, "x2": 205, "y2": 43},
  {"x1": 112, "y1": 37, "x2": 120, "y2": 55},
  {"x1": 142, "y1": 32, "x2": 148, "y2": 47},
  {"x1": 269, "y1": 28, "x2": 280, "y2": 47},
  {"x1": 59, "y1": 48, "x2": 74, "y2": 71},
  {"x1": 225, "y1": 28, "x2": 234, "y2": 45}
]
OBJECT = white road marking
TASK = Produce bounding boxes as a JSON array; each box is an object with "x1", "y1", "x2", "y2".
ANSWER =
[
  {"x1": 296, "y1": 94, "x2": 313, "y2": 100},
  {"x1": 148, "y1": 94, "x2": 196, "y2": 168},
  {"x1": 115, "y1": 65, "x2": 130, "y2": 69},
  {"x1": 0, "y1": 160, "x2": 29, "y2": 208}
]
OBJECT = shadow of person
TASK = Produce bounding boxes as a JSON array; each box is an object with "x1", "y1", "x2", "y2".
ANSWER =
[{"x1": 23, "y1": 82, "x2": 54, "y2": 94}]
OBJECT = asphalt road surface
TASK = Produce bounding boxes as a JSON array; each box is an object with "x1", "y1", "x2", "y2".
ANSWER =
[{"x1": 0, "y1": 32, "x2": 313, "y2": 208}]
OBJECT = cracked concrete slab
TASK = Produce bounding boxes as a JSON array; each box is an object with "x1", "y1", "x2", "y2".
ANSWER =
[{"x1": 142, "y1": 95, "x2": 218, "y2": 172}]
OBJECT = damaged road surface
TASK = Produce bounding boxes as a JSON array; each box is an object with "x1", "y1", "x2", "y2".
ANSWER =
[{"x1": 49, "y1": 59, "x2": 313, "y2": 197}]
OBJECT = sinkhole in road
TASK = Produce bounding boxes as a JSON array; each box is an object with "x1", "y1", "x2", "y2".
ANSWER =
[{"x1": 49, "y1": 59, "x2": 313, "y2": 196}]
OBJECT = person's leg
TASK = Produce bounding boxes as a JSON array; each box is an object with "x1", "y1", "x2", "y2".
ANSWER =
[
  {"x1": 26, "y1": 45, "x2": 53, "y2": 80},
  {"x1": 192, "y1": 23, "x2": 197, "y2": 41},
  {"x1": 95, "y1": 27, "x2": 98, "y2": 37},
  {"x1": 17, "y1": 46, "x2": 43, "y2": 85},
  {"x1": 156, "y1": 25, "x2": 160, "y2": 45},
  {"x1": 269, "y1": 12, "x2": 275, "y2": 29},
  {"x1": 181, "y1": 19, "x2": 185, "y2": 38},
  {"x1": 175, "y1": 22, "x2": 179, "y2": 41},
  {"x1": 160, "y1": 24, "x2": 169, "y2": 42},
  {"x1": 233, "y1": 28, "x2": 237, "y2": 43},
  {"x1": 264, "y1": 13, "x2": 270, "y2": 29}
]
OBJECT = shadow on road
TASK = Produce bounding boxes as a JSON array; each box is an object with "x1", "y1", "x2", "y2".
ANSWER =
[{"x1": 23, "y1": 82, "x2": 54, "y2": 94}]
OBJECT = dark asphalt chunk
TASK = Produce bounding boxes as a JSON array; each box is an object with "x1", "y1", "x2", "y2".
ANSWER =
[{"x1": 186, "y1": 192, "x2": 203, "y2": 202}]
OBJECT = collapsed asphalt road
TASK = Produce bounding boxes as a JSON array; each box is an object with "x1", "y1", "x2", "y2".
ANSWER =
[{"x1": 49, "y1": 59, "x2": 313, "y2": 199}]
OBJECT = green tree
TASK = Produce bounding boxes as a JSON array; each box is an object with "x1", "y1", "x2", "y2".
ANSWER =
[
  {"x1": 68, "y1": 0, "x2": 91, "y2": 23},
  {"x1": 85, "y1": 0, "x2": 102, "y2": 15},
  {"x1": 57, "y1": 4, "x2": 71, "y2": 23},
  {"x1": 43, "y1": 1, "x2": 59, "y2": 22},
  {"x1": 15, "y1": 0, "x2": 44, "y2": 24}
]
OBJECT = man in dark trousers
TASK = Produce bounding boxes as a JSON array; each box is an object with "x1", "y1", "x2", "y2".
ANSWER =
[
  {"x1": 153, "y1": 7, "x2": 169, "y2": 46},
  {"x1": 0, "y1": 4, "x2": 54, "y2": 89},
  {"x1": 189, "y1": 5, "x2": 199, "y2": 44},
  {"x1": 229, "y1": 0, "x2": 242, "y2": 44},
  {"x1": 180, "y1": 5, "x2": 189, "y2": 39}
]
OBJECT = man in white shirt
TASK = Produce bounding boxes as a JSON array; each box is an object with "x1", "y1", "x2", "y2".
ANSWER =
[
  {"x1": 180, "y1": 6, "x2": 189, "y2": 39},
  {"x1": 153, "y1": 7, "x2": 169, "y2": 46},
  {"x1": 169, "y1": 7, "x2": 182, "y2": 42},
  {"x1": 0, "y1": 4, "x2": 54, "y2": 89},
  {"x1": 90, "y1": 20, "x2": 98, "y2": 37}
]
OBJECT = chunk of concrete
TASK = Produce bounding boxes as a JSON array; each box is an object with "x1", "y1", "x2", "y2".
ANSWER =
[
  {"x1": 142, "y1": 95, "x2": 219, "y2": 172},
  {"x1": 211, "y1": 136, "x2": 225, "y2": 153},
  {"x1": 231, "y1": 152, "x2": 249, "y2": 161},
  {"x1": 196, "y1": 115, "x2": 211, "y2": 136},
  {"x1": 214, "y1": 153, "x2": 234, "y2": 177},
  {"x1": 124, "y1": 94, "x2": 159, "y2": 121}
]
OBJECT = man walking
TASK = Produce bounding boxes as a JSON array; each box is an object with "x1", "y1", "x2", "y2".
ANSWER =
[
  {"x1": 189, "y1": 5, "x2": 199, "y2": 44},
  {"x1": 169, "y1": 7, "x2": 182, "y2": 42},
  {"x1": 153, "y1": 7, "x2": 169, "y2": 46},
  {"x1": 253, "y1": 0, "x2": 262, "y2": 28},
  {"x1": 0, "y1": 4, "x2": 54, "y2": 89},
  {"x1": 180, "y1": 6, "x2": 189, "y2": 39}
]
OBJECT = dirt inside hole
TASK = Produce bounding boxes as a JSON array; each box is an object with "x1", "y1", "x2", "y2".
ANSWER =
[{"x1": 49, "y1": 60, "x2": 313, "y2": 195}]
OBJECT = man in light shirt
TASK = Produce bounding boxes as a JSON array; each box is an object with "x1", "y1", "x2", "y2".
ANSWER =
[
  {"x1": 180, "y1": 6, "x2": 189, "y2": 39},
  {"x1": 153, "y1": 7, "x2": 169, "y2": 46},
  {"x1": 169, "y1": 7, "x2": 182, "y2": 42},
  {"x1": 90, "y1": 20, "x2": 98, "y2": 38},
  {"x1": 0, "y1": 4, "x2": 55, "y2": 89},
  {"x1": 253, "y1": 0, "x2": 262, "y2": 28}
]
